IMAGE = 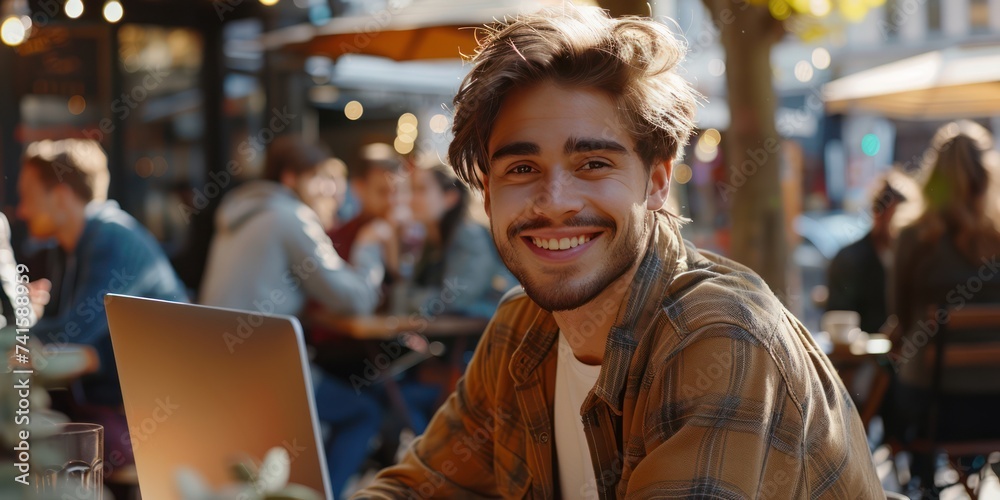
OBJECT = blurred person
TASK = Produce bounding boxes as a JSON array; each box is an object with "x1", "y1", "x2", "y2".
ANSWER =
[
  {"x1": 199, "y1": 136, "x2": 386, "y2": 497},
  {"x1": 888, "y1": 120, "x2": 1000, "y2": 442},
  {"x1": 0, "y1": 212, "x2": 37, "y2": 327},
  {"x1": 329, "y1": 155, "x2": 401, "y2": 264},
  {"x1": 16, "y1": 138, "x2": 188, "y2": 467},
  {"x1": 199, "y1": 136, "x2": 383, "y2": 315},
  {"x1": 355, "y1": 6, "x2": 882, "y2": 498},
  {"x1": 405, "y1": 163, "x2": 516, "y2": 318},
  {"x1": 826, "y1": 172, "x2": 916, "y2": 334},
  {"x1": 317, "y1": 157, "x2": 349, "y2": 232}
]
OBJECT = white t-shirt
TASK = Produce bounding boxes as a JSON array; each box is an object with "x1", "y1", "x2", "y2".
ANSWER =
[{"x1": 554, "y1": 331, "x2": 602, "y2": 500}]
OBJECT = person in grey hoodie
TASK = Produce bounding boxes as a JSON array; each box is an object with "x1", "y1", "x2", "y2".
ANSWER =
[
  {"x1": 200, "y1": 137, "x2": 385, "y2": 316},
  {"x1": 199, "y1": 136, "x2": 388, "y2": 497}
]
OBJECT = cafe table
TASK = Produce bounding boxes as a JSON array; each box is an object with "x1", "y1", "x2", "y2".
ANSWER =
[
  {"x1": 819, "y1": 332, "x2": 893, "y2": 427},
  {"x1": 305, "y1": 309, "x2": 490, "y2": 428}
]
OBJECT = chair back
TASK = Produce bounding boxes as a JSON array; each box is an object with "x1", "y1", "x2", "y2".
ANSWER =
[{"x1": 924, "y1": 304, "x2": 1000, "y2": 453}]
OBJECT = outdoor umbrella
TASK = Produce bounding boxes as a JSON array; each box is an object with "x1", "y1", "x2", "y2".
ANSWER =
[
  {"x1": 823, "y1": 43, "x2": 1000, "y2": 120},
  {"x1": 261, "y1": 0, "x2": 568, "y2": 61}
]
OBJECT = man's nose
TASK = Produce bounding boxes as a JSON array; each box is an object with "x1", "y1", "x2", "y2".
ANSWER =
[{"x1": 530, "y1": 168, "x2": 583, "y2": 219}]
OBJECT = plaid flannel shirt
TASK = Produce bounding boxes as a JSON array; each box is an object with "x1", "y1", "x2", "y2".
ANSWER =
[{"x1": 354, "y1": 213, "x2": 883, "y2": 499}]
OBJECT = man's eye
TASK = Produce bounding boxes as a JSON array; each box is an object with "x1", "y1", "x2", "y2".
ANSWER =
[
  {"x1": 581, "y1": 161, "x2": 611, "y2": 170},
  {"x1": 510, "y1": 165, "x2": 535, "y2": 174}
]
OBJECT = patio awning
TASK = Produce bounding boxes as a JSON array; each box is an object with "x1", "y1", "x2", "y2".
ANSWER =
[
  {"x1": 822, "y1": 43, "x2": 1000, "y2": 120},
  {"x1": 261, "y1": 0, "x2": 567, "y2": 61}
]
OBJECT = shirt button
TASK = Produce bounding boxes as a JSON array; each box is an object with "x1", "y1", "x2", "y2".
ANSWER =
[{"x1": 538, "y1": 432, "x2": 549, "y2": 443}]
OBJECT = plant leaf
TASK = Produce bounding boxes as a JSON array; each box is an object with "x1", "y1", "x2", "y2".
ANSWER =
[{"x1": 257, "y1": 447, "x2": 291, "y2": 492}]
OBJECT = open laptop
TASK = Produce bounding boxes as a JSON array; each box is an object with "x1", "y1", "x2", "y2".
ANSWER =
[{"x1": 104, "y1": 294, "x2": 333, "y2": 499}]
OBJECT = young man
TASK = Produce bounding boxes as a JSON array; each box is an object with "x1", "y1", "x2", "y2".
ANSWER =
[
  {"x1": 17, "y1": 138, "x2": 189, "y2": 465},
  {"x1": 330, "y1": 154, "x2": 402, "y2": 263},
  {"x1": 354, "y1": 6, "x2": 882, "y2": 499}
]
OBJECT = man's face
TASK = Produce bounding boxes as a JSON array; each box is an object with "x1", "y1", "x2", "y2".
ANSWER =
[
  {"x1": 353, "y1": 168, "x2": 397, "y2": 219},
  {"x1": 293, "y1": 165, "x2": 341, "y2": 231},
  {"x1": 485, "y1": 81, "x2": 670, "y2": 311},
  {"x1": 16, "y1": 164, "x2": 60, "y2": 239}
]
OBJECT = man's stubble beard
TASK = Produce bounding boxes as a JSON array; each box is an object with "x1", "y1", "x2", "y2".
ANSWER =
[{"x1": 491, "y1": 210, "x2": 648, "y2": 312}]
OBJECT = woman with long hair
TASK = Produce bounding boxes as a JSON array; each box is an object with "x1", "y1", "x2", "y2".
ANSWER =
[
  {"x1": 405, "y1": 163, "x2": 517, "y2": 318},
  {"x1": 888, "y1": 120, "x2": 1000, "y2": 445}
]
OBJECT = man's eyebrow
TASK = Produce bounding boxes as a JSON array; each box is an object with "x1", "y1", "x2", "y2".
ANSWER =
[
  {"x1": 490, "y1": 141, "x2": 541, "y2": 162},
  {"x1": 564, "y1": 136, "x2": 628, "y2": 155}
]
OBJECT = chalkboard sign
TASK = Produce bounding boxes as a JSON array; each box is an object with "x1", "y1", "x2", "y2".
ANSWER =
[{"x1": 15, "y1": 25, "x2": 103, "y2": 97}]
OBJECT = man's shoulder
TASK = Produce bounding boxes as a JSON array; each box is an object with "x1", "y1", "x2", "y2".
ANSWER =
[
  {"x1": 662, "y1": 245, "x2": 788, "y2": 347},
  {"x1": 831, "y1": 233, "x2": 876, "y2": 266},
  {"x1": 650, "y1": 242, "x2": 843, "y2": 420},
  {"x1": 85, "y1": 202, "x2": 173, "y2": 265},
  {"x1": 86, "y1": 202, "x2": 148, "y2": 245}
]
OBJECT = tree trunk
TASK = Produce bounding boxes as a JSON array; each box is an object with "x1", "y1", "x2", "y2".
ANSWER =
[{"x1": 704, "y1": 0, "x2": 788, "y2": 297}]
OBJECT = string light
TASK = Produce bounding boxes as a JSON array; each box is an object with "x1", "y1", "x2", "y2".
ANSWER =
[{"x1": 103, "y1": 1, "x2": 123, "y2": 23}]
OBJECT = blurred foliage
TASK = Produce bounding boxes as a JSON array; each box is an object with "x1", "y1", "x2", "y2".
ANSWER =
[{"x1": 744, "y1": 0, "x2": 887, "y2": 42}]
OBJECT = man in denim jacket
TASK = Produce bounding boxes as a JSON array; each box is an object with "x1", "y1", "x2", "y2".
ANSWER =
[{"x1": 17, "y1": 139, "x2": 188, "y2": 465}]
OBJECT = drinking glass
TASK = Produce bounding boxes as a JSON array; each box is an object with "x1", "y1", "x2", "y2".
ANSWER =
[{"x1": 32, "y1": 422, "x2": 104, "y2": 500}]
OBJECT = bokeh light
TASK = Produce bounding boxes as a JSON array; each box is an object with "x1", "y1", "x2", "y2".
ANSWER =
[
  {"x1": 695, "y1": 132, "x2": 720, "y2": 163},
  {"x1": 708, "y1": 59, "x2": 726, "y2": 77},
  {"x1": 794, "y1": 60, "x2": 814, "y2": 82},
  {"x1": 674, "y1": 163, "x2": 693, "y2": 184},
  {"x1": 394, "y1": 137, "x2": 414, "y2": 155},
  {"x1": 861, "y1": 134, "x2": 881, "y2": 156},
  {"x1": 769, "y1": 0, "x2": 792, "y2": 20},
  {"x1": 812, "y1": 47, "x2": 831, "y2": 69},
  {"x1": 702, "y1": 129, "x2": 722, "y2": 148},
  {"x1": 1, "y1": 17, "x2": 25, "y2": 46},
  {"x1": 397, "y1": 113, "x2": 418, "y2": 133},
  {"x1": 68, "y1": 95, "x2": 87, "y2": 115},
  {"x1": 429, "y1": 114, "x2": 449, "y2": 134},
  {"x1": 65, "y1": 0, "x2": 84, "y2": 19},
  {"x1": 135, "y1": 157, "x2": 155, "y2": 178},
  {"x1": 809, "y1": 0, "x2": 831, "y2": 16},
  {"x1": 839, "y1": 0, "x2": 869, "y2": 22},
  {"x1": 344, "y1": 101, "x2": 363, "y2": 120},
  {"x1": 103, "y1": 1, "x2": 123, "y2": 23}
]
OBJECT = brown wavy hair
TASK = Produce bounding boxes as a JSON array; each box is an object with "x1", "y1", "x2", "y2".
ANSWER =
[
  {"x1": 448, "y1": 5, "x2": 700, "y2": 190},
  {"x1": 915, "y1": 120, "x2": 1000, "y2": 263}
]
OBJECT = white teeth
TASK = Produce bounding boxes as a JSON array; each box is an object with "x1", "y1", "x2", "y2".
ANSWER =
[{"x1": 530, "y1": 234, "x2": 594, "y2": 251}]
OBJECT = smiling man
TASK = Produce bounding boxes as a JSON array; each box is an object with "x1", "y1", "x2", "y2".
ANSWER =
[{"x1": 354, "y1": 6, "x2": 882, "y2": 499}]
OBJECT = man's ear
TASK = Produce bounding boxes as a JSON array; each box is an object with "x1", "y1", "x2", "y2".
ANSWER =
[
  {"x1": 50, "y1": 183, "x2": 78, "y2": 209},
  {"x1": 482, "y1": 176, "x2": 491, "y2": 219},
  {"x1": 646, "y1": 159, "x2": 672, "y2": 211}
]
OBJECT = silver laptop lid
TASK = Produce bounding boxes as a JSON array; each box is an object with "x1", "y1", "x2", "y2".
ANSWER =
[{"x1": 104, "y1": 294, "x2": 331, "y2": 499}]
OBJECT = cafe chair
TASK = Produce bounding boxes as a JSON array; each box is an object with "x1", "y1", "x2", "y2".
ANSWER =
[{"x1": 905, "y1": 304, "x2": 1000, "y2": 495}]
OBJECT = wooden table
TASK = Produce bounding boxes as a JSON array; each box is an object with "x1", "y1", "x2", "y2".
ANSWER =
[
  {"x1": 308, "y1": 309, "x2": 490, "y2": 341},
  {"x1": 306, "y1": 311, "x2": 490, "y2": 428}
]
